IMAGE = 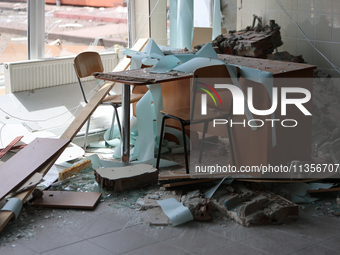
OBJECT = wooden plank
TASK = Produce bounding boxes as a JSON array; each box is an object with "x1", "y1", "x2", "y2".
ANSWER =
[
  {"x1": 159, "y1": 173, "x2": 228, "y2": 180},
  {"x1": 58, "y1": 159, "x2": 92, "y2": 180},
  {"x1": 162, "y1": 179, "x2": 219, "y2": 187},
  {"x1": 31, "y1": 191, "x2": 101, "y2": 209},
  {"x1": 114, "y1": 38, "x2": 148, "y2": 71},
  {"x1": 0, "y1": 136, "x2": 23, "y2": 159},
  {"x1": 0, "y1": 138, "x2": 69, "y2": 201},
  {"x1": 0, "y1": 149, "x2": 66, "y2": 233},
  {"x1": 307, "y1": 187, "x2": 340, "y2": 193},
  {"x1": 236, "y1": 178, "x2": 320, "y2": 183}
]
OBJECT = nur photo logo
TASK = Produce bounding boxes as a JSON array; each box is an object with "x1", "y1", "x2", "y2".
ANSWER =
[
  {"x1": 199, "y1": 82, "x2": 312, "y2": 128},
  {"x1": 197, "y1": 82, "x2": 223, "y2": 115}
]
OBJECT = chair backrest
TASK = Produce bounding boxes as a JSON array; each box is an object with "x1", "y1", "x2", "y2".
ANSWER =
[
  {"x1": 74, "y1": 51, "x2": 104, "y2": 78},
  {"x1": 190, "y1": 65, "x2": 234, "y2": 121}
]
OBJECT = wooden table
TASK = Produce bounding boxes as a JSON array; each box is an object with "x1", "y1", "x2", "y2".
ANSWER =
[
  {"x1": 95, "y1": 55, "x2": 316, "y2": 173},
  {"x1": 94, "y1": 69, "x2": 192, "y2": 163}
]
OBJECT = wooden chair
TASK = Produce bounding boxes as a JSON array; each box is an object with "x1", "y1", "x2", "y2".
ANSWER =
[
  {"x1": 73, "y1": 51, "x2": 143, "y2": 150},
  {"x1": 156, "y1": 65, "x2": 236, "y2": 173}
]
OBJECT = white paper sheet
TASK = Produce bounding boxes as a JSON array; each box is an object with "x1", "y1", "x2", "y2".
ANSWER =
[{"x1": 157, "y1": 198, "x2": 193, "y2": 226}]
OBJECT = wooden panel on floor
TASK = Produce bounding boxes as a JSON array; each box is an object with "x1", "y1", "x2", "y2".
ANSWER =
[
  {"x1": 0, "y1": 138, "x2": 70, "y2": 201},
  {"x1": 162, "y1": 179, "x2": 219, "y2": 187},
  {"x1": 31, "y1": 191, "x2": 101, "y2": 209}
]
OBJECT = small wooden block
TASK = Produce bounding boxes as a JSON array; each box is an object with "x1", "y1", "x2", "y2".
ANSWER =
[
  {"x1": 32, "y1": 191, "x2": 101, "y2": 209},
  {"x1": 58, "y1": 159, "x2": 92, "y2": 180}
]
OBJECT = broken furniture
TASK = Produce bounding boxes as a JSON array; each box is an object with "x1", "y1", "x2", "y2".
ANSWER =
[
  {"x1": 93, "y1": 69, "x2": 192, "y2": 163},
  {"x1": 0, "y1": 82, "x2": 114, "y2": 233},
  {"x1": 221, "y1": 55, "x2": 315, "y2": 172},
  {"x1": 0, "y1": 39, "x2": 150, "y2": 233},
  {"x1": 163, "y1": 54, "x2": 316, "y2": 174},
  {"x1": 73, "y1": 51, "x2": 144, "y2": 150},
  {"x1": 156, "y1": 65, "x2": 236, "y2": 173}
]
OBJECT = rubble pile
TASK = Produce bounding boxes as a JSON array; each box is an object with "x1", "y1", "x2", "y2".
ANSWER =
[
  {"x1": 196, "y1": 16, "x2": 283, "y2": 58},
  {"x1": 136, "y1": 180, "x2": 299, "y2": 227}
]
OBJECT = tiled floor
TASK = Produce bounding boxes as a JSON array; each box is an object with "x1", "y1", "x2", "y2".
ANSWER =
[{"x1": 1, "y1": 200, "x2": 340, "y2": 255}]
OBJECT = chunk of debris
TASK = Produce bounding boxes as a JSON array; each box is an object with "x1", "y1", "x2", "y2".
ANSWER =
[
  {"x1": 94, "y1": 164, "x2": 158, "y2": 192},
  {"x1": 181, "y1": 190, "x2": 212, "y2": 221},
  {"x1": 136, "y1": 191, "x2": 181, "y2": 210},
  {"x1": 195, "y1": 17, "x2": 283, "y2": 58}
]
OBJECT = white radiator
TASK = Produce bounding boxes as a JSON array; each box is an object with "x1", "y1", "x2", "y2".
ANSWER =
[{"x1": 4, "y1": 52, "x2": 118, "y2": 93}]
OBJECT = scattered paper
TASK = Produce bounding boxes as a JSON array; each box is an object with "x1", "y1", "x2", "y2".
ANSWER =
[{"x1": 157, "y1": 198, "x2": 193, "y2": 226}]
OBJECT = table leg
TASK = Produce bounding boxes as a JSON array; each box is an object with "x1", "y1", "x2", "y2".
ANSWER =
[{"x1": 121, "y1": 84, "x2": 130, "y2": 163}]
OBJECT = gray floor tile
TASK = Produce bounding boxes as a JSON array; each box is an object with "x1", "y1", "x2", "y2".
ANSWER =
[
  {"x1": 204, "y1": 220, "x2": 276, "y2": 242},
  {"x1": 242, "y1": 231, "x2": 312, "y2": 255},
  {"x1": 132, "y1": 224, "x2": 187, "y2": 241},
  {"x1": 205, "y1": 242, "x2": 270, "y2": 255},
  {"x1": 73, "y1": 214, "x2": 123, "y2": 239},
  {"x1": 0, "y1": 243, "x2": 39, "y2": 255},
  {"x1": 164, "y1": 227, "x2": 233, "y2": 254},
  {"x1": 319, "y1": 236, "x2": 340, "y2": 251},
  {"x1": 41, "y1": 240, "x2": 115, "y2": 255},
  {"x1": 275, "y1": 216, "x2": 340, "y2": 243},
  {"x1": 121, "y1": 241, "x2": 192, "y2": 255},
  {"x1": 19, "y1": 224, "x2": 83, "y2": 253},
  {"x1": 289, "y1": 244, "x2": 340, "y2": 255},
  {"x1": 88, "y1": 227, "x2": 158, "y2": 254},
  {"x1": 102, "y1": 210, "x2": 138, "y2": 227}
]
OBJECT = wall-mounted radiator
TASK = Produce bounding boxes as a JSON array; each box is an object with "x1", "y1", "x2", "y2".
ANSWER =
[{"x1": 4, "y1": 51, "x2": 118, "y2": 94}]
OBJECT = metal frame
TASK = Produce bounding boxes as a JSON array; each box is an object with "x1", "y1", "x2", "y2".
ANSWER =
[
  {"x1": 73, "y1": 63, "x2": 122, "y2": 151},
  {"x1": 28, "y1": 0, "x2": 45, "y2": 60}
]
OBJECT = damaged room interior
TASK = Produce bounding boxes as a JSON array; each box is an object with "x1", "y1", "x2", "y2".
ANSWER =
[{"x1": 1, "y1": 0, "x2": 340, "y2": 254}]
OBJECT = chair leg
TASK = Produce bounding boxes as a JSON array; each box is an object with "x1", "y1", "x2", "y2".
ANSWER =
[
  {"x1": 109, "y1": 107, "x2": 116, "y2": 140},
  {"x1": 114, "y1": 106, "x2": 122, "y2": 138},
  {"x1": 226, "y1": 118, "x2": 236, "y2": 166},
  {"x1": 108, "y1": 106, "x2": 121, "y2": 140},
  {"x1": 156, "y1": 116, "x2": 167, "y2": 169},
  {"x1": 84, "y1": 118, "x2": 91, "y2": 151},
  {"x1": 180, "y1": 121, "x2": 189, "y2": 174},
  {"x1": 199, "y1": 121, "x2": 208, "y2": 163}
]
